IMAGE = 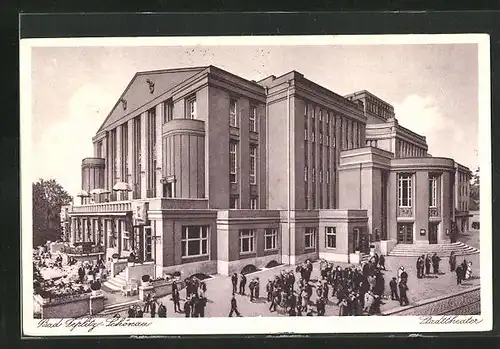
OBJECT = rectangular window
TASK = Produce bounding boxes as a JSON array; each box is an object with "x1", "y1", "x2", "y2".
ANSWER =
[
  {"x1": 163, "y1": 100, "x2": 173, "y2": 123},
  {"x1": 326, "y1": 135, "x2": 330, "y2": 147},
  {"x1": 304, "y1": 103, "x2": 308, "y2": 116},
  {"x1": 230, "y1": 195, "x2": 239, "y2": 209},
  {"x1": 250, "y1": 197, "x2": 258, "y2": 210},
  {"x1": 230, "y1": 99, "x2": 237, "y2": 127},
  {"x1": 122, "y1": 231, "x2": 130, "y2": 251},
  {"x1": 312, "y1": 167, "x2": 316, "y2": 183},
  {"x1": 304, "y1": 128, "x2": 308, "y2": 141},
  {"x1": 326, "y1": 227, "x2": 336, "y2": 248},
  {"x1": 305, "y1": 228, "x2": 316, "y2": 249},
  {"x1": 319, "y1": 170, "x2": 323, "y2": 183},
  {"x1": 249, "y1": 105, "x2": 257, "y2": 132},
  {"x1": 250, "y1": 145, "x2": 257, "y2": 185},
  {"x1": 239, "y1": 229, "x2": 255, "y2": 253},
  {"x1": 319, "y1": 133, "x2": 323, "y2": 144},
  {"x1": 429, "y1": 176, "x2": 438, "y2": 207},
  {"x1": 326, "y1": 170, "x2": 330, "y2": 184},
  {"x1": 304, "y1": 166, "x2": 308, "y2": 182},
  {"x1": 229, "y1": 142, "x2": 237, "y2": 183},
  {"x1": 398, "y1": 173, "x2": 413, "y2": 207},
  {"x1": 312, "y1": 131, "x2": 315, "y2": 143},
  {"x1": 187, "y1": 97, "x2": 196, "y2": 119},
  {"x1": 181, "y1": 226, "x2": 209, "y2": 257},
  {"x1": 264, "y1": 228, "x2": 277, "y2": 250}
]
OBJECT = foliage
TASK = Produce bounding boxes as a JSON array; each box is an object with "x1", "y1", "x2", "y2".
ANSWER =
[
  {"x1": 469, "y1": 167, "x2": 480, "y2": 210},
  {"x1": 33, "y1": 178, "x2": 73, "y2": 246}
]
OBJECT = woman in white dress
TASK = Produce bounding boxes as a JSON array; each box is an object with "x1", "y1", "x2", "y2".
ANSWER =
[{"x1": 465, "y1": 261, "x2": 472, "y2": 280}]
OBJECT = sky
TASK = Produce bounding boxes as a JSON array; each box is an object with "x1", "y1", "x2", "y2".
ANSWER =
[{"x1": 29, "y1": 41, "x2": 480, "y2": 198}]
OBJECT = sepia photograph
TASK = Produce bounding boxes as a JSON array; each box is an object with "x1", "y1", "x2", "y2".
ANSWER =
[{"x1": 20, "y1": 34, "x2": 492, "y2": 335}]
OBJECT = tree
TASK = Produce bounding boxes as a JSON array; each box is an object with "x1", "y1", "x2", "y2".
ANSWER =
[
  {"x1": 469, "y1": 167, "x2": 480, "y2": 211},
  {"x1": 32, "y1": 178, "x2": 73, "y2": 247}
]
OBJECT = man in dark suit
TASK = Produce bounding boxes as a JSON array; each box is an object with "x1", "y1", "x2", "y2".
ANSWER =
[
  {"x1": 229, "y1": 294, "x2": 242, "y2": 317},
  {"x1": 398, "y1": 280, "x2": 409, "y2": 306},
  {"x1": 231, "y1": 273, "x2": 238, "y2": 294},
  {"x1": 239, "y1": 273, "x2": 247, "y2": 295}
]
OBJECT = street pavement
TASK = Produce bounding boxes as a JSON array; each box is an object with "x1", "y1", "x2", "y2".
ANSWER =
[{"x1": 105, "y1": 250, "x2": 480, "y2": 318}]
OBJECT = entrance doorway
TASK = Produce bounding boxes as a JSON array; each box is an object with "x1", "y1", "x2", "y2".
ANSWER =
[
  {"x1": 428, "y1": 222, "x2": 439, "y2": 244},
  {"x1": 397, "y1": 223, "x2": 414, "y2": 244}
]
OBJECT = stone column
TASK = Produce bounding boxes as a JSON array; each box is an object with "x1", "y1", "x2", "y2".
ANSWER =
[
  {"x1": 101, "y1": 134, "x2": 108, "y2": 190},
  {"x1": 127, "y1": 119, "x2": 135, "y2": 200},
  {"x1": 116, "y1": 125, "x2": 122, "y2": 200},
  {"x1": 140, "y1": 112, "x2": 148, "y2": 199},
  {"x1": 70, "y1": 217, "x2": 76, "y2": 245},
  {"x1": 155, "y1": 103, "x2": 164, "y2": 198},
  {"x1": 116, "y1": 218, "x2": 122, "y2": 256}
]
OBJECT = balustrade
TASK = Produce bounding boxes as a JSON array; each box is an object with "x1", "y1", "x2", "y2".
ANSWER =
[
  {"x1": 70, "y1": 201, "x2": 132, "y2": 213},
  {"x1": 397, "y1": 207, "x2": 413, "y2": 217}
]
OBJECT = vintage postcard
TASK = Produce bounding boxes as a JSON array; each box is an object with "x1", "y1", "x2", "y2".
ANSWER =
[{"x1": 20, "y1": 34, "x2": 492, "y2": 336}]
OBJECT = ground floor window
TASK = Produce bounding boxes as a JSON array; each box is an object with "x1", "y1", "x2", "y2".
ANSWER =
[
  {"x1": 181, "y1": 226, "x2": 209, "y2": 257},
  {"x1": 325, "y1": 227, "x2": 336, "y2": 248},
  {"x1": 122, "y1": 231, "x2": 130, "y2": 251},
  {"x1": 264, "y1": 228, "x2": 277, "y2": 250},
  {"x1": 305, "y1": 227, "x2": 316, "y2": 249},
  {"x1": 239, "y1": 229, "x2": 255, "y2": 253}
]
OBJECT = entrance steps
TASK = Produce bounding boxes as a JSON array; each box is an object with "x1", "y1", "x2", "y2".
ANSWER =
[
  {"x1": 102, "y1": 269, "x2": 127, "y2": 293},
  {"x1": 98, "y1": 299, "x2": 141, "y2": 316},
  {"x1": 388, "y1": 242, "x2": 479, "y2": 257}
]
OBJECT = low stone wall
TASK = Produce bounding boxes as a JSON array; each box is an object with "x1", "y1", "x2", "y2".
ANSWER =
[
  {"x1": 381, "y1": 286, "x2": 480, "y2": 316},
  {"x1": 126, "y1": 263, "x2": 155, "y2": 282},
  {"x1": 220, "y1": 253, "x2": 282, "y2": 276},
  {"x1": 33, "y1": 293, "x2": 105, "y2": 318},
  {"x1": 138, "y1": 279, "x2": 186, "y2": 300},
  {"x1": 111, "y1": 261, "x2": 127, "y2": 277},
  {"x1": 68, "y1": 253, "x2": 105, "y2": 264},
  {"x1": 162, "y1": 260, "x2": 217, "y2": 278},
  {"x1": 379, "y1": 240, "x2": 397, "y2": 256}
]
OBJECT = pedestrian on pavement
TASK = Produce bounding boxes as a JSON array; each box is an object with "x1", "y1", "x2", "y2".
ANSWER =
[
  {"x1": 378, "y1": 254, "x2": 386, "y2": 270},
  {"x1": 172, "y1": 285, "x2": 182, "y2": 313},
  {"x1": 456, "y1": 264, "x2": 463, "y2": 285},
  {"x1": 432, "y1": 253, "x2": 441, "y2": 274},
  {"x1": 269, "y1": 289, "x2": 278, "y2": 312},
  {"x1": 389, "y1": 277, "x2": 399, "y2": 301},
  {"x1": 249, "y1": 278, "x2": 256, "y2": 302},
  {"x1": 228, "y1": 293, "x2": 242, "y2": 317},
  {"x1": 425, "y1": 254, "x2": 432, "y2": 275},
  {"x1": 416, "y1": 255, "x2": 424, "y2": 278},
  {"x1": 255, "y1": 277, "x2": 260, "y2": 299},
  {"x1": 127, "y1": 305, "x2": 136, "y2": 318},
  {"x1": 143, "y1": 293, "x2": 151, "y2": 313},
  {"x1": 150, "y1": 298, "x2": 157, "y2": 318},
  {"x1": 266, "y1": 279, "x2": 273, "y2": 302},
  {"x1": 158, "y1": 302, "x2": 167, "y2": 318},
  {"x1": 136, "y1": 307, "x2": 144, "y2": 318},
  {"x1": 231, "y1": 273, "x2": 238, "y2": 294},
  {"x1": 316, "y1": 296, "x2": 326, "y2": 316},
  {"x1": 398, "y1": 280, "x2": 409, "y2": 306},
  {"x1": 239, "y1": 273, "x2": 247, "y2": 295},
  {"x1": 184, "y1": 297, "x2": 192, "y2": 318},
  {"x1": 449, "y1": 251, "x2": 457, "y2": 272}
]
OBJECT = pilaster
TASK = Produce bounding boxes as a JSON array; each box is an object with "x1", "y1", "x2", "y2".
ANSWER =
[
  {"x1": 127, "y1": 119, "x2": 135, "y2": 200},
  {"x1": 155, "y1": 103, "x2": 164, "y2": 198},
  {"x1": 140, "y1": 112, "x2": 148, "y2": 199}
]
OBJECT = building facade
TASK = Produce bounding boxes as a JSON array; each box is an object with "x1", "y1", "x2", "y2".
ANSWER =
[{"x1": 61, "y1": 66, "x2": 471, "y2": 278}]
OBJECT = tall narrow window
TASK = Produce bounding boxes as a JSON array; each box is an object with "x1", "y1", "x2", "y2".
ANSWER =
[
  {"x1": 230, "y1": 195, "x2": 239, "y2": 209},
  {"x1": 304, "y1": 166, "x2": 308, "y2": 182},
  {"x1": 186, "y1": 97, "x2": 196, "y2": 119},
  {"x1": 264, "y1": 229, "x2": 277, "y2": 250},
  {"x1": 239, "y1": 229, "x2": 255, "y2": 253},
  {"x1": 429, "y1": 176, "x2": 438, "y2": 207},
  {"x1": 305, "y1": 228, "x2": 316, "y2": 249},
  {"x1": 250, "y1": 144, "x2": 257, "y2": 185},
  {"x1": 249, "y1": 105, "x2": 257, "y2": 132},
  {"x1": 325, "y1": 227, "x2": 336, "y2": 248},
  {"x1": 398, "y1": 173, "x2": 413, "y2": 207},
  {"x1": 121, "y1": 123, "x2": 128, "y2": 181},
  {"x1": 96, "y1": 141, "x2": 103, "y2": 158},
  {"x1": 147, "y1": 108, "x2": 156, "y2": 198},
  {"x1": 250, "y1": 197, "x2": 258, "y2": 210},
  {"x1": 229, "y1": 142, "x2": 237, "y2": 183},
  {"x1": 163, "y1": 100, "x2": 173, "y2": 123},
  {"x1": 229, "y1": 99, "x2": 237, "y2": 127}
]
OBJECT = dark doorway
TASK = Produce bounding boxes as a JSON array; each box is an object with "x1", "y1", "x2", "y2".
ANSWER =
[
  {"x1": 163, "y1": 182, "x2": 173, "y2": 198},
  {"x1": 428, "y1": 222, "x2": 439, "y2": 244},
  {"x1": 397, "y1": 223, "x2": 413, "y2": 244}
]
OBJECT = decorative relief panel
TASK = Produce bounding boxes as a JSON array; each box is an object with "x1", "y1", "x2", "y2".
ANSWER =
[{"x1": 397, "y1": 207, "x2": 413, "y2": 217}]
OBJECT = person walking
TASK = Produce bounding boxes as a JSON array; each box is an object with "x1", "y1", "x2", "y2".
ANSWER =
[
  {"x1": 266, "y1": 279, "x2": 273, "y2": 302},
  {"x1": 255, "y1": 278, "x2": 260, "y2": 299},
  {"x1": 249, "y1": 278, "x2": 256, "y2": 302},
  {"x1": 172, "y1": 286, "x2": 182, "y2": 313},
  {"x1": 398, "y1": 280, "x2": 409, "y2": 306},
  {"x1": 229, "y1": 294, "x2": 242, "y2": 317},
  {"x1": 183, "y1": 298, "x2": 192, "y2": 318},
  {"x1": 432, "y1": 253, "x2": 441, "y2": 274},
  {"x1": 449, "y1": 251, "x2": 457, "y2": 272},
  {"x1": 425, "y1": 254, "x2": 432, "y2": 275},
  {"x1": 157, "y1": 302, "x2": 167, "y2": 318},
  {"x1": 456, "y1": 264, "x2": 463, "y2": 285},
  {"x1": 143, "y1": 293, "x2": 151, "y2": 313},
  {"x1": 378, "y1": 254, "x2": 386, "y2": 270},
  {"x1": 389, "y1": 277, "x2": 399, "y2": 300},
  {"x1": 150, "y1": 298, "x2": 157, "y2": 318},
  {"x1": 239, "y1": 273, "x2": 247, "y2": 295},
  {"x1": 231, "y1": 273, "x2": 238, "y2": 294}
]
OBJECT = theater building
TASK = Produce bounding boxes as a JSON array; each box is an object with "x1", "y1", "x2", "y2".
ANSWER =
[{"x1": 60, "y1": 65, "x2": 471, "y2": 279}]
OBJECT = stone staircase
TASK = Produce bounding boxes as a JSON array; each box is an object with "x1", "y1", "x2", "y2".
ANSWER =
[
  {"x1": 102, "y1": 269, "x2": 128, "y2": 293},
  {"x1": 388, "y1": 241, "x2": 479, "y2": 257},
  {"x1": 97, "y1": 299, "x2": 141, "y2": 317}
]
